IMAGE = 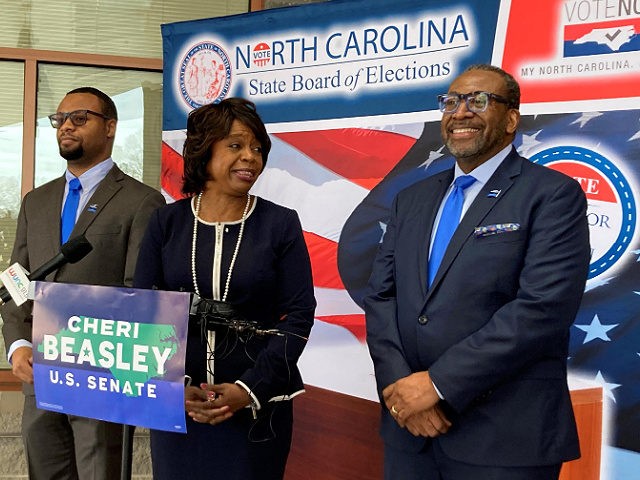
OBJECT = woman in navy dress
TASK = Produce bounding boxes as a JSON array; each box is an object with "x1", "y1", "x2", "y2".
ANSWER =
[{"x1": 134, "y1": 98, "x2": 316, "y2": 479}]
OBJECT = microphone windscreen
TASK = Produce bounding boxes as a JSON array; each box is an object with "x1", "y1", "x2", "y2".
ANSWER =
[{"x1": 61, "y1": 235, "x2": 93, "y2": 263}]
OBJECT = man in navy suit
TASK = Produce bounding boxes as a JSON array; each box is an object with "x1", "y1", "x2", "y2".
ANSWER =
[{"x1": 364, "y1": 65, "x2": 590, "y2": 479}]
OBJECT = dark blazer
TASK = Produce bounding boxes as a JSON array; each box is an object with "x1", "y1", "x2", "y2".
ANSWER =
[
  {"x1": 365, "y1": 148, "x2": 590, "y2": 467},
  {"x1": 1, "y1": 164, "x2": 166, "y2": 371},
  {"x1": 134, "y1": 197, "x2": 316, "y2": 406}
]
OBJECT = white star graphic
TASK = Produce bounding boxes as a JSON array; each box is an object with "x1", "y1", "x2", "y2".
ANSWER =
[
  {"x1": 584, "y1": 276, "x2": 614, "y2": 292},
  {"x1": 574, "y1": 314, "x2": 618, "y2": 343},
  {"x1": 629, "y1": 126, "x2": 640, "y2": 141},
  {"x1": 571, "y1": 111, "x2": 603, "y2": 128},
  {"x1": 517, "y1": 130, "x2": 543, "y2": 156},
  {"x1": 419, "y1": 146, "x2": 445, "y2": 170},
  {"x1": 594, "y1": 371, "x2": 621, "y2": 403}
]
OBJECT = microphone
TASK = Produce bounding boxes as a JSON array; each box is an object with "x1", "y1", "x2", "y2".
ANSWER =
[{"x1": 0, "y1": 235, "x2": 93, "y2": 305}]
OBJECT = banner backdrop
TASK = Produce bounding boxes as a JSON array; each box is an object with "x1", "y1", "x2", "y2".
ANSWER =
[
  {"x1": 31, "y1": 282, "x2": 190, "y2": 433},
  {"x1": 161, "y1": 0, "x2": 640, "y2": 477}
]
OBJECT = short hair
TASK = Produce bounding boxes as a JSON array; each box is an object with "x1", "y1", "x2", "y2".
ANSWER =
[
  {"x1": 66, "y1": 87, "x2": 118, "y2": 121},
  {"x1": 182, "y1": 98, "x2": 271, "y2": 196},
  {"x1": 464, "y1": 64, "x2": 520, "y2": 110}
]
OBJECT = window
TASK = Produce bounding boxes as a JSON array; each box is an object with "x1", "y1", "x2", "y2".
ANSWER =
[
  {"x1": 0, "y1": 1, "x2": 249, "y2": 58},
  {"x1": 0, "y1": 61, "x2": 24, "y2": 271}
]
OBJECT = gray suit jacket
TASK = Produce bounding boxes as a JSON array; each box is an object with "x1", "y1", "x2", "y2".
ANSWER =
[{"x1": 1, "y1": 165, "x2": 166, "y2": 368}]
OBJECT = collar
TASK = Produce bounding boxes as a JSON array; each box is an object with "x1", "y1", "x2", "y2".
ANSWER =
[
  {"x1": 65, "y1": 157, "x2": 114, "y2": 189},
  {"x1": 452, "y1": 144, "x2": 512, "y2": 186}
]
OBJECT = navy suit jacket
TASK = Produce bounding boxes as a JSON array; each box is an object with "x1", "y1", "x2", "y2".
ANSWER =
[{"x1": 364, "y1": 148, "x2": 590, "y2": 467}]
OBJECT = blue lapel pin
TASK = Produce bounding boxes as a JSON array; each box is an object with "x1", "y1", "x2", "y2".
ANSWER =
[
  {"x1": 487, "y1": 189, "x2": 501, "y2": 198},
  {"x1": 87, "y1": 204, "x2": 98, "y2": 213}
]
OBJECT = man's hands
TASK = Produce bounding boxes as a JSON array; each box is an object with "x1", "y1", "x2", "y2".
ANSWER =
[
  {"x1": 185, "y1": 383, "x2": 252, "y2": 426},
  {"x1": 383, "y1": 371, "x2": 439, "y2": 419},
  {"x1": 383, "y1": 371, "x2": 451, "y2": 438},
  {"x1": 11, "y1": 346, "x2": 33, "y2": 384},
  {"x1": 403, "y1": 404, "x2": 451, "y2": 437}
]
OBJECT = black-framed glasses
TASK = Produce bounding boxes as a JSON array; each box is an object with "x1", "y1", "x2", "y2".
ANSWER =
[
  {"x1": 48, "y1": 109, "x2": 112, "y2": 129},
  {"x1": 437, "y1": 91, "x2": 513, "y2": 114}
]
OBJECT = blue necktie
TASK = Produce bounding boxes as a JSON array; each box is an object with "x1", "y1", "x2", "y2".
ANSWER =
[
  {"x1": 428, "y1": 175, "x2": 476, "y2": 287},
  {"x1": 61, "y1": 178, "x2": 82, "y2": 244}
]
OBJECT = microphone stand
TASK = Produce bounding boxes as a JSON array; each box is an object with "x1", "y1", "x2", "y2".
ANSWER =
[{"x1": 120, "y1": 424, "x2": 134, "y2": 480}]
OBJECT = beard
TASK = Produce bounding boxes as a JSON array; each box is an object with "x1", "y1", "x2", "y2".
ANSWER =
[
  {"x1": 446, "y1": 134, "x2": 502, "y2": 159},
  {"x1": 59, "y1": 145, "x2": 84, "y2": 161},
  {"x1": 444, "y1": 116, "x2": 509, "y2": 161}
]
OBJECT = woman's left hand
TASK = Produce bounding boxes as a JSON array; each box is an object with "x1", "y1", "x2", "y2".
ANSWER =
[{"x1": 185, "y1": 383, "x2": 251, "y2": 425}]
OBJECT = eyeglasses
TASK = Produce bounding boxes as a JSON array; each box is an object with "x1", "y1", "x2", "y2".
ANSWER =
[
  {"x1": 48, "y1": 109, "x2": 112, "y2": 129},
  {"x1": 437, "y1": 91, "x2": 513, "y2": 114}
]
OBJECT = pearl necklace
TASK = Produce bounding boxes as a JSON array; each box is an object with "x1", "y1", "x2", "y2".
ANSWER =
[{"x1": 191, "y1": 192, "x2": 251, "y2": 302}]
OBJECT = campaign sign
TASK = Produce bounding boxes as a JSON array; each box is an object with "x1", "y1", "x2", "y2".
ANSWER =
[{"x1": 31, "y1": 282, "x2": 190, "y2": 433}]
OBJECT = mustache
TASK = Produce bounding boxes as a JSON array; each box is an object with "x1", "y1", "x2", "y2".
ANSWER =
[{"x1": 59, "y1": 132, "x2": 79, "y2": 140}]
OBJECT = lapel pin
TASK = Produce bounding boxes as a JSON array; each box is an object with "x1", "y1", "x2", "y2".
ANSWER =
[
  {"x1": 487, "y1": 189, "x2": 501, "y2": 198},
  {"x1": 87, "y1": 204, "x2": 98, "y2": 213}
]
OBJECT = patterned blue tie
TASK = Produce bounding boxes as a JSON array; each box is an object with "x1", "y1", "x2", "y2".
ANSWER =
[
  {"x1": 61, "y1": 178, "x2": 82, "y2": 244},
  {"x1": 428, "y1": 175, "x2": 476, "y2": 287}
]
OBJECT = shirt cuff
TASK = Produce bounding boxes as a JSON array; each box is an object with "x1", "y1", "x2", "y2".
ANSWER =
[
  {"x1": 432, "y1": 380, "x2": 445, "y2": 400},
  {"x1": 235, "y1": 380, "x2": 262, "y2": 411},
  {"x1": 8, "y1": 340, "x2": 32, "y2": 364}
]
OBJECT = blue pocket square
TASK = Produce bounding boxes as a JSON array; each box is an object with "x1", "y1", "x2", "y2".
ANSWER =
[{"x1": 474, "y1": 223, "x2": 520, "y2": 237}]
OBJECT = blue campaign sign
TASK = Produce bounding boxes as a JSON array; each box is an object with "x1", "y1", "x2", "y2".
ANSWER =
[
  {"x1": 31, "y1": 282, "x2": 190, "y2": 433},
  {"x1": 161, "y1": 0, "x2": 502, "y2": 128}
]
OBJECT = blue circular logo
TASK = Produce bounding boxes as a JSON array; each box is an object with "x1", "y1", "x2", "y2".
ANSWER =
[{"x1": 531, "y1": 146, "x2": 636, "y2": 279}]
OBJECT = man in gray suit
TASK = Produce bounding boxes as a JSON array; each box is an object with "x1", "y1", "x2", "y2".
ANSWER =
[{"x1": 1, "y1": 87, "x2": 165, "y2": 480}]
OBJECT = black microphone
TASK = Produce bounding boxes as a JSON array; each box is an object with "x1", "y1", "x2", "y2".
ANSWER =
[{"x1": 0, "y1": 235, "x2": 93, "y2": 304}]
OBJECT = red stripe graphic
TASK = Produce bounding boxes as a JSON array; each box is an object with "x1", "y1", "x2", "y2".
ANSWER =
[
  {"x1": 274, "y1": 128, "x2": 415, "y2": 190},
  {"x1": 316, "y1": 314, "x2": 367, "y2": 341},
  {"x1": 161, "y1": 142, "x2": 186, "y2": 200},
  {"x1": 303, "y1": 231, "x2": 344, "y2": 290}
]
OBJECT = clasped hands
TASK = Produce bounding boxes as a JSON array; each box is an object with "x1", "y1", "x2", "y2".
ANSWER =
[
  {"x1": 185, "y1": 383, "x2": 252, "y2": 426},
  {"x1": 383, "y1": 371, "x2": 451, "y2": 438}
]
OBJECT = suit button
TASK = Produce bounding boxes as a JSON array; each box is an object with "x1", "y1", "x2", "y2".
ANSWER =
[{"x1": 418, "y1": 315, "x2": 428, "y2": 325}]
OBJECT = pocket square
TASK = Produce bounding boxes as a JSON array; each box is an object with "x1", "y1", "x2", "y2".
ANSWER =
[{"x1": 474, "y1": 223, "x2": 520, "y2": 237}]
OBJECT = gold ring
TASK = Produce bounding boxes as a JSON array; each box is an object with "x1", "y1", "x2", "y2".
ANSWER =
[{"x1": 391, "y1": 405, "x2": 398, "y2": 415}]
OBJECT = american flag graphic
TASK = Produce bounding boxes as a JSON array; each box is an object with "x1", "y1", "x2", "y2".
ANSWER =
[{"x1": 162, "y1": 107, "x2": 640, "y2": 458}]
